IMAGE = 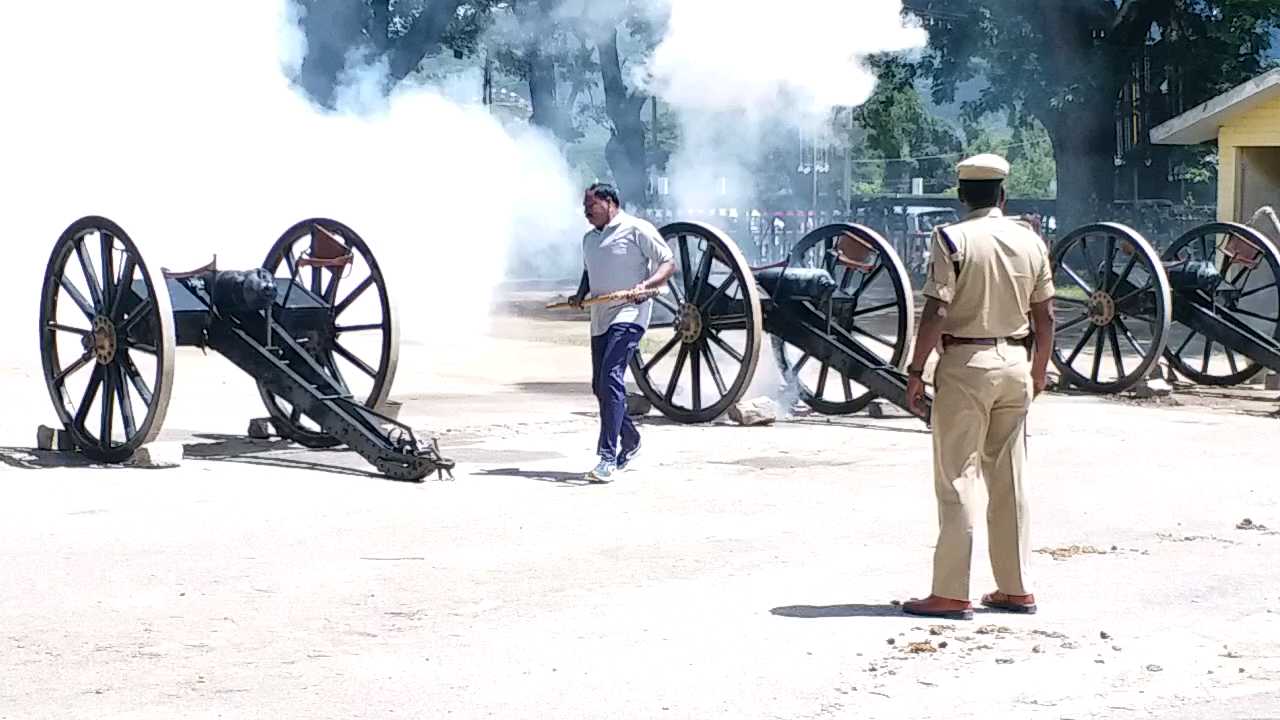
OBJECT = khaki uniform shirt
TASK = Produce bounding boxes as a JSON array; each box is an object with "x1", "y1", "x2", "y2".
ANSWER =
[{"x1": 921, "y1": 207, "x2": 1055, "y2": 339}]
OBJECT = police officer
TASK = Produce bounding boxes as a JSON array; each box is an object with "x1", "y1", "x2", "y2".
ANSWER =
[{"x1": 901, "y1": 153, "x2": 1056, "y2": 620}]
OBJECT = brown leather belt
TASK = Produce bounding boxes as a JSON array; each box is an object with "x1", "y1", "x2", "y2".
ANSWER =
[{"x1": 942, "y1": 335, "x2": 1029, "y2": 348}]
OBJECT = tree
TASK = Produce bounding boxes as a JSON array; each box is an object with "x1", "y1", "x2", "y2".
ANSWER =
[
  {"x1": 958, "y1": 119, "x2": 1056, "y2": 199},
  {"x1": 854, "y1": 56, "x2": 963, "y2": 195},
  {"x1": 909, "y1": 0, "x2": 1280, "y2": 228},
  {"x1": 487, "y1": 0, "x2": 584, "y2": 144},
  {"x1": 570, "y1": 2, "x2": 663, "y2": 208},
  {"x1": 294, "y1": 0, "x2": 476, "y2": 108}
]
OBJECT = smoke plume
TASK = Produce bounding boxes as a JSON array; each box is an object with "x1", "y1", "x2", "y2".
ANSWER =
[
  {"x1": 635, "y1": 0, "x2": 929, "y2": 212},
  {"x1": 0, "y1": 1, "x2": 581, "y2": 379}
]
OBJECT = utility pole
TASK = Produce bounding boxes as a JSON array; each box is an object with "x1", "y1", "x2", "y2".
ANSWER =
[{"x1": 482, "y1": 53, "x2": 493, "y2": 109}]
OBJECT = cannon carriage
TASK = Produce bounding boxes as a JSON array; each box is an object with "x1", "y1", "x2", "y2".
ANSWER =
[
  {"x1": 38, "y1": 215, "x2": 453, "y2": 481},
  {"x1": 627, "y1": 221, "x2": 930, "y2": 424},
  {"x1": 1048, "y1": 220, "x2": 1280, "y2": 394}
]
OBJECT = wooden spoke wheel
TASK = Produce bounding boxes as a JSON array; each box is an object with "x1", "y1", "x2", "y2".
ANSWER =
[
  {"x1": 1050, "y1": 222, "x2": 1172, "y2": 393},
  {"x1": 771, "y1": 223, "x2": 915, "y2": 415},
  {"x1": 257, "y1": 218, "x2": 399, "y2": 448},
  {"x1": 39, "y1": 216, "x2": 176, "y2": 462},
  {"x1": 629, "y1": 222, "x2": 764, "y2": 424},
  {"x1": 1161, "y1": 222, "x2": 1280, "y2": 386}
]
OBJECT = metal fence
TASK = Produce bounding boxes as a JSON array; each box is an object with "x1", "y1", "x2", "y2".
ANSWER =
[{"x1": 637, "y1": 201, "x2": 1220, "y2": 270}]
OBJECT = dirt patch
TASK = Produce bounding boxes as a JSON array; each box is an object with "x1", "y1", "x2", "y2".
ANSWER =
[{"x1": 1035, "y1": 544, "x2": 1109, "y2": 561}]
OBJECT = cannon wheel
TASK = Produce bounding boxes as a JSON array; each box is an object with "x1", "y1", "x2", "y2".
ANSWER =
[
  {"x1": 771, "y1": 224, "x2": 915, "y2": 415},
  {"x1": 629, "y1": 222, "x2": 764, "y2": 424},
  {"x1": 1050, "y1": 222, "x2": 1172, "y2": 393},
  {"x1": 1161, "y1": 222, "x2": 1280, "y2": 386},
  {"x1": 39, "y1": 216, "x2": 176, "y2": 462},
  {"x1": 256, "y1": 218, "x2": 399, "y2": 448}
]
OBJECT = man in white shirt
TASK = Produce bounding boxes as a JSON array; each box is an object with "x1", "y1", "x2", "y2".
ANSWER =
[{"x1": 569, "y1": 183, "x2": 675, "y2": 483}]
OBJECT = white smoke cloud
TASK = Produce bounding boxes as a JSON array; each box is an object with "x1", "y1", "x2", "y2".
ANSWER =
[
  {"x1": 639, "y1": 0, "x2": 926, "y2": 124},
  {"x1": 634, "y1": 0, "x2": 929, "y2": 211},
  {"x1": 0, "y1": 0, "x2": 582, "y2": 378}
]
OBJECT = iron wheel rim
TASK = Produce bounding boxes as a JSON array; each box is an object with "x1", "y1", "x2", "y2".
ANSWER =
[
  {"x1": 1049, "y1": 222, "x2": 1172, "y2": 393},
  {"x1": 629, "y1": 221, "x2": 763, "y2": 424},
  {"x1": 1160, "y1": 221, "x2": 1280, "y2": 386},
  {"x1": 256, "y1": 218, "x2": 399, "y2": 446},
  {"x1": 39, "y1": 216, "x2": 176, "y2": 462}
]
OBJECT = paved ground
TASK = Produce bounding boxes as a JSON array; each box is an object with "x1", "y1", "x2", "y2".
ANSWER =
[{"x1": 2, "y1": 285, "x2": 1280, "y2": 719}]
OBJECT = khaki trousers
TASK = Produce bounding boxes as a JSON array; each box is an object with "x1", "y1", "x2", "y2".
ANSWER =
[{"x1": 929, "y1": 340, "x2": 1033, "y2": 601}]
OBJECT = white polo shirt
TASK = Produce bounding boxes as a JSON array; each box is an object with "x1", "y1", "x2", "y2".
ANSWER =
[{"x1": 581, "y1": 211, "x2": 674, "y2": 337}]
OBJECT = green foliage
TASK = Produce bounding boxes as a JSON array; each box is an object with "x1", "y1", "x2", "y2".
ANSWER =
[
  {"x1": 1006, "y1": 120, "x2": 1055, "y2": 199},
  {"x1": 907, "y1": 0, "x2": 1280, "y2": 219},
  {"x1": 930, "y1": 117, "x2": 1055, "y2": 199},
  {"x1": 853, "y1": 55, "x2": 962, "y2": 194}
]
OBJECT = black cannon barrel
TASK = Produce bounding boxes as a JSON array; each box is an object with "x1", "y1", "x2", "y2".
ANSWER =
[
  {"x1": 212, "y1": 268, "x2": 278, "y2": 314},
  {"x1": 1164, "y1": 259, "x2": 1219, "y2": 293},
  {"x1": 753, "y1": 267, "x2": 837, "y2": 304}
]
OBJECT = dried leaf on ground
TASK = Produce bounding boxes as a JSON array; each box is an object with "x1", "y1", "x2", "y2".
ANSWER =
[{"x1": 904, "y1": 641, "x2": 937, "y2": 654}]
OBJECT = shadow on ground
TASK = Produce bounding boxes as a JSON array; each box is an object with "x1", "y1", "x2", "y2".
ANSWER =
[
  {"x1": 770, "y1": 603, "x2": 904, "y2": 619},
  {"x1": 475, "y1": 467, "x2": 599, "y2": 487},
  {"x1": 0, "y1": 447, "x2": 101, "y2": 470},
  {"x1": 514, "y1": 382, "x2": 593, "y2": 395},
  {"x1": 182, "y1": 434, "x2": 392, "y2": 480}
]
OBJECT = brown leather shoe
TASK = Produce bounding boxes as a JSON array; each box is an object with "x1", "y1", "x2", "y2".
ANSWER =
[
  {"x1": 981, "y1": 591, "x2": 1037, "y2": 614},
  {"x1": 901, "y1": 595, "x2": 974, "y2": 620}
]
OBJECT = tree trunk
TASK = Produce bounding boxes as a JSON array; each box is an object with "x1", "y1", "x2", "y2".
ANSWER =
[
  {"x1": 1046, "y1": 106, "x2": 1119, "y2": 232},
  {"x1": 296, "y1": 0, "x2": 367, "y2": 108},
  {"x1": 524, "y1": 0, "x2": 574, "y2": 144},
  {"x1": 597, "y1": 29, "x2": 649, "y2": 208},
  {"x1": 369, "y1": 0, "x2": 391, "y2": 55},
  {"x1": 387, "y1": 0, "x2": 464, "y2": 84},
  {"x1": 1026, "y1": 0, "x2": 1173, "y2": 230},
  {"x1": 527, "y1": 48, "x2": 566, "y2": 140}
]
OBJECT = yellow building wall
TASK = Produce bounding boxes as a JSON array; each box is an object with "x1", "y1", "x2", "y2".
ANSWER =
[{"x1": 1217, "y1": 95, "x2": 1280, "y2": 221}]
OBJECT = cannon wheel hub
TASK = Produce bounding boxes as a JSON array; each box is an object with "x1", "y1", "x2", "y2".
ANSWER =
[
  {"x1": 676, "y1": 303, "x2": 703, "y2": 344},
  {"x1": 90, "y1": 315, "x2": 118, "y2": 365},
  {"x1": 1088, "y1": 290, "x2": 1115, "y2": 326}
]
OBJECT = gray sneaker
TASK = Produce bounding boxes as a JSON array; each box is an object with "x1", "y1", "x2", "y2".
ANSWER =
[
  {"x1": 617, "y1": 441, "x2": 640, "y2": 470},
  {"x1": 585, "y1": 459, "x2": 617, "y2": 483}
]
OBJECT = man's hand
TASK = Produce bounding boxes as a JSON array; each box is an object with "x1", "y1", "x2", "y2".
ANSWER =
[
  {"x1": 906, "y1": 372, "x2": 928, "y2": 419},
  {"x1": 568, "y1": 293, "x2": 585, "y2": 310},
  {"x1": 628, "y1": 283, "x2": 657, "y2": 304},
  {"x1": 1032, "y1": 368, "x2": 1048, "y2": 397}
]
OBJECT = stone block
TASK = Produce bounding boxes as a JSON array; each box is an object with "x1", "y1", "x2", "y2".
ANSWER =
[
  {"x1": 1131, "y1": 378, "x2": 1173, "y2": 399},
  {"x1": 36, "y1": 425, "x2": 76, "y2": 452},
  {"x1": 1266, "y1": 373, "x2": 1280, "y2": 392},
  {"x1": 125, "y1": 442, "x2": 184, "y2": 469},
  {"x1": 247, "y1": 417, "x2": 275, "y2": 439},
  {"x1": 728, "y1": 397, "x2": 778, "y2": 426}
]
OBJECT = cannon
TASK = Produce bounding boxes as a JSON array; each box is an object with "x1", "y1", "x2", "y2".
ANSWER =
[
  {"x1": 37, "y1": 215, "x2": 453, "y2": 481},
  {"x1": 1047, "y1": 220, "x2": 1280, "y2": 393},
  {"x1": 626, "y1": 222, "x2": 929, "y2": 424}
]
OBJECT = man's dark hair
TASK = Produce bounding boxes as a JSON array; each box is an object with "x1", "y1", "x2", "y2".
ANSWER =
[
  {"x1": 958, "y1": 180, "x2": 1003, "y2": 210},
  {"x1": 587, "y1": 183, "x2": 621, "y2": 206}
]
